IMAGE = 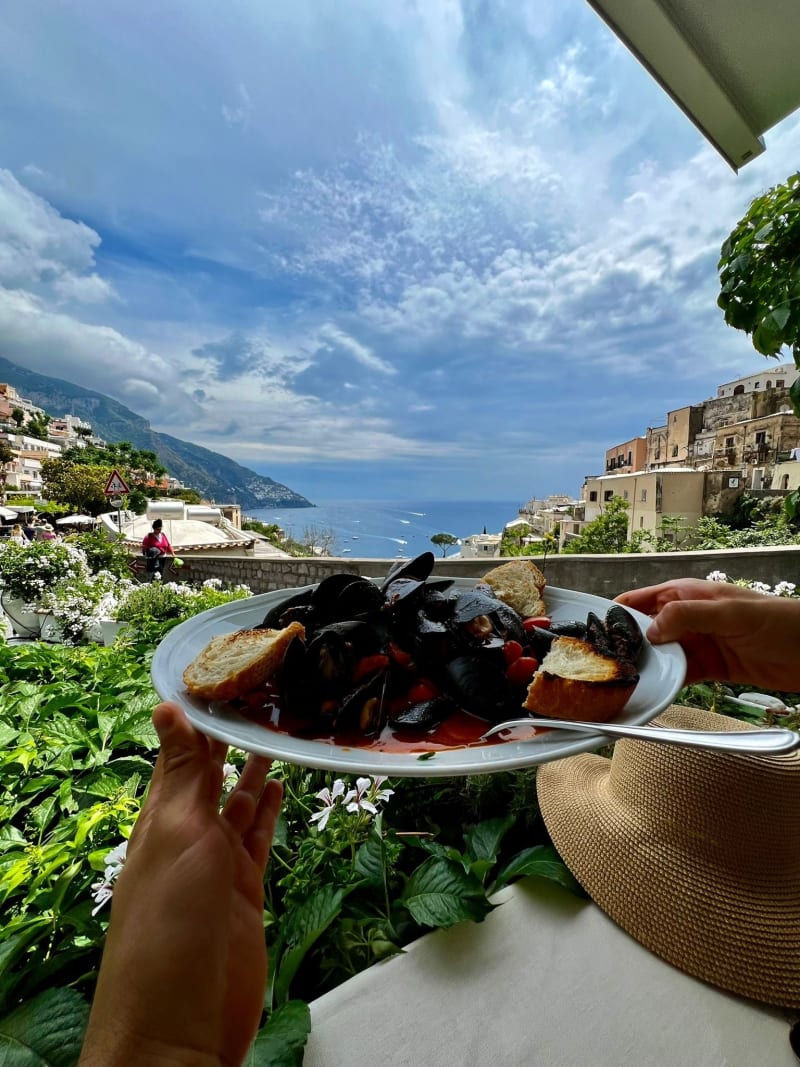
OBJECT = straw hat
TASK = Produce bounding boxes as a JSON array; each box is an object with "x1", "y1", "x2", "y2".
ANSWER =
[{"x1": 537, "y1": 704, "x2": 800, "y2": 1008}]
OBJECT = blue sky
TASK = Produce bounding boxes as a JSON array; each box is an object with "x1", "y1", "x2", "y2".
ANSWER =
[{"x1": 1, "y1": 1, "x2": 799, "y2": 504}]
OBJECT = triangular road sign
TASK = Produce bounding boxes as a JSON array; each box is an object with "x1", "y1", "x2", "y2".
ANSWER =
[{"x1": 104, "y1": 469, "x2": 131, "y2": 496}]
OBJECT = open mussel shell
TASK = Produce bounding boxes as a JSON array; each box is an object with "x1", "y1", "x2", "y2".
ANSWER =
[
  {"x1": 336, "y1": 672, "x2": 388, "y2": 734},
  {"x1": 306, "y1": 620, "x2": 385, "y2": 689},
  {"x1": 259, "y1": 587, "x2": 315, "y2": 629},
  {"x1": 604, "y1": 604, "x2": 644, "y2": 664},
  {"x1": 380, "y1": 551, "x2": 435, "y2": 592},
  {"x1": 443, "y1": 655, "x2": 515, "y2": 723}
]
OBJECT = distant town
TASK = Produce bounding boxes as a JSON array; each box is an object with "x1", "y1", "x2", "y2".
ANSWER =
[{"x1": 460, "y1": 361, "x2": 800, "y2": 559}]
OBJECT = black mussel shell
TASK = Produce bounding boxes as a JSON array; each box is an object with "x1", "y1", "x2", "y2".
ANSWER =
[
  {"x1": 336, "y1": 672, "x2": 389, "y2": 734},
  {"x1": 549, "y1": 620, "x2": 588, "y2": 639},
  {"x1": 605, "y1": 605, "x2": 644, "y2": 664},
  {"x1": 390, "y1": 695, "x2": 457, "y2": 730},
  {"x1": 335, "y1": 577, "x2": 385, "y2": 619},
  {"x1": 278, "y1": 636, "x2": 316, "y2": 719},
  {"x1": 585, "y1": 611, "x2": 612, "y2": 655},
  {"x1": 525, "y1": 626, "x2": 555, "y2": 662},
  {"x1": 380, "y1": 552, "x2": 435, "y2": 592},
  {"x1": 383, "y1": 576, "x2": 428, "y2": 607},
  {"x1": 310, "y1": 573, "x2": 363, "y2": 619},
  {"x1": 260, "y1": 588, "x2": 314, "y2": 629},
  {"x1": 306, "y1": 621, "x2": 384, "y2": 689},
  {"x1": 443, "y1": 655, "x2": 515, "y2": 722}
]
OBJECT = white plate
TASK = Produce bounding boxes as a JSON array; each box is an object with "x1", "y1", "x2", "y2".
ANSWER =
[{"x1": 152, "y1": 581, "x2": 686, "y2": 777}]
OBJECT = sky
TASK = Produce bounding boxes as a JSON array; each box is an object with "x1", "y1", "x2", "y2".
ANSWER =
[{"x1": 1, "y1": 0, "x2": 799, "y2": 505}]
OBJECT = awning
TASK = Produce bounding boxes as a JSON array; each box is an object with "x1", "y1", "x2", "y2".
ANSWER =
[
  {"x1": 587, "y1": 0, "x2": 800, "y2": 170},
  {"x1": 55, "y1": 514, "x2": 97, "y2": 525}
]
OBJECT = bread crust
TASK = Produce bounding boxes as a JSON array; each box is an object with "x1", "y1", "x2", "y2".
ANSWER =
[
  {"x1": 483, "y1": 559, "x2": 547, "y2": 618},
  {"x1": 183, "y1": 621, "x2": 305, "y2": 701},
  {"x1": 523, "y1": 635, "x2": 638, "y2": 723}
]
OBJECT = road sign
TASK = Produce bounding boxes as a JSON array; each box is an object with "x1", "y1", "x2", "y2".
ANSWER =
[
  {"x1": 110, "y1": 497, "x2": 123, "y2": 510},
  {"x1": 104, "y1": 469, "x2": 130, "y2": 496}
]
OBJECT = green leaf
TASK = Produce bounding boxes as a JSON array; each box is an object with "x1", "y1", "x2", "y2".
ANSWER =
[
  {"x1": 463, "y1": 815, "x2": 514, "y2": 865},
  {"x1": 273, "y1": 886, "x2": 346, "y2": 1004},
  {"x1": 246, "y1": 1001, "x2": 311, "y2": 1067},
  {"x1": 401, "y1": 857, "x2": 492, "y2": 928},
  {"x1": 0, "y1": 987, "x2": 89, "y2": 1066},
  {"x1": 354, "y1": 829, "x2": 385, "y2": 887},
  {"x1": 491, "y1": 844, "x2": 583, "y2": 895}
]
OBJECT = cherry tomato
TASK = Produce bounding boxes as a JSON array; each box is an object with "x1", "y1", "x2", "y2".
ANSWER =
[
  {"x1": 353, "y1": 653, "x2": 390, "y2": 682},
  {"x1": 506, "y1": 656, "x2": 539, "y2": 686},
  {"x1": 407, "y1": 678, "x2": 440, "y2": 704},
  {"x1": 523, "y1": 616, "x2": 551, "y2": 632},
  {"x1": 502, "y1": 640, "x2": 524, "y2": 665}
]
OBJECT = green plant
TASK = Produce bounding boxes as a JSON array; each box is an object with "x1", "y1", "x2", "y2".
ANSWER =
[
  {"x1": 113, "y1": 579, "x2": 251, "y2": 641},
  {"x1": 717, "y1": 172, "x2": 800, "y2": 520},
  {"x1": 430, "y1": 532, "x2": 458, "y2": 556},
  {"x1": 0, "y1": 541, "x2": 86, "y2": 603},
  {"x1": 66, "y1": 528, "x2": 132, "y2": 578}
]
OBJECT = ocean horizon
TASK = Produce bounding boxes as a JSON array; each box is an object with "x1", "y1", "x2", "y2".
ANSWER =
[{"x1": 248, "y1": 498, "x2": 523, "y2": 560}]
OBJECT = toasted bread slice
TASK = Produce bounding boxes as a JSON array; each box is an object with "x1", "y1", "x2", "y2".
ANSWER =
[
  {"x1": 483, "y1": 559, "x2": 547, "y2": 618},
  {"x1": 523, "y1": 635, "x2": 638, "y2": 723},
  {"x1": 183, "y1": 621, "x2": 305, "y2": 701}
]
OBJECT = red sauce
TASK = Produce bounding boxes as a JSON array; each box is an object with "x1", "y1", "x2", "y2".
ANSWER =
[{"x1": 237, "y1": 687, "x2": 543, "y2": 752}]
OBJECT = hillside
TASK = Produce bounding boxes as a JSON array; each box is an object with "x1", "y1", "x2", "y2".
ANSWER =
[{"x1": 0, "y1": 357, "x2": 312, "y2": 510}]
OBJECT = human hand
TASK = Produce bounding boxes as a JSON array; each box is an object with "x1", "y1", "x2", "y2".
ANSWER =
[
  {"x1": 616, "y1": 578, "x2": 800, "y2": 689},
  {"x1": 80, "y1": 702, "x2": 283, "y2": 1067}
]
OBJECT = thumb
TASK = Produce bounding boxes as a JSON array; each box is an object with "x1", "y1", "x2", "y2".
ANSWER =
[
  {"x1": 647, "y1": 599, "x2": 739, "y2": 645},
  {"x1": 151, "y1": 702, "x2": 213, "y2": 808}
]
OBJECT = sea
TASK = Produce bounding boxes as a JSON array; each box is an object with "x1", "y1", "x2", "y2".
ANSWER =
[{"x1": 248, "y1": 499, "x2": 523, "y2": 559}]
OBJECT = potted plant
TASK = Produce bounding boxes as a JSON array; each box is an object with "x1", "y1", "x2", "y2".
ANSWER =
[{"x1": 0, "y1": 541, "x2": 86, "y2": 637}]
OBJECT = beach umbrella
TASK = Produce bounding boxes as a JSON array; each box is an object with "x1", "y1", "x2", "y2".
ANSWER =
[{"x1": 56, "y1": 514, "x2": 96, "y2": 525}]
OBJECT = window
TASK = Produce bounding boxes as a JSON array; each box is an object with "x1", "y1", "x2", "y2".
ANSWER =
[
  {"x1": 640, "y1": 489, "x2": 647, "y2": 502},
  {"x1": 783, "y1": 475, "x2": 790, "y2": 491},
  {"x1": 754, "y1": 381, "x2": 760, "y2": 389},
  {"x1": 623, "y1": 490, "x2": 629, "y2": 500},
  {"x1": 589, "y1": 491, "x2": 597, "y2": 502},
  {"x1": 672, "y1": 415, "x2": 677, "y2": 423},
  {"x1": 777, "y1": 380, "x2": 785, "y2": 388},
  {"x1": 725, "y1": 436, "x2": 734, "y2": 448},
  {"x1": 671, "y1": 445, "x2": 679, "y2": 457},
  {"x1": 755, "y1": 431, "x2": 766, "y2": 445},
  {"x1": 655, "y1": 449, "x2": 661, "y2": 460},
  {"x1": 603, "y1": 490, "x2": 613, "y2": 502},
  {"x1": 640, "y1": 517, "x2": 644, "y2": 528},
  {"x1": 627, "y1": 450, "x2": 632, "y2": 464}
]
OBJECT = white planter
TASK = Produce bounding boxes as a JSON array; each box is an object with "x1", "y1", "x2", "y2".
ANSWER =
[
  {"x1": 99, "y1": 619, "x2": 126, "y2": 646},
  {"x1": 39, "y1": 613, "x2": 66, "y2": 644},
  {"x1": 1, "y1": 595, "x2": 42, "y2": 637}
]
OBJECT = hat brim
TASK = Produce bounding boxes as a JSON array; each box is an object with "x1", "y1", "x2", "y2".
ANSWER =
[{"x1": 538, "y1": 733, "x2": 800, "y2": 1008}]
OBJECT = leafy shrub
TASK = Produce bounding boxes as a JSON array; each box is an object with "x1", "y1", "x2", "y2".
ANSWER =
[
  {"x1": 66, "y1": 528, "x2": 132, "y2": 577},
  {"x1": 0, "y1": 541, "x2": 86, "y2": 603}
]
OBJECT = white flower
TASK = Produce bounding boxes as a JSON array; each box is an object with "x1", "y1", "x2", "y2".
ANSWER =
[
  {"x1": 203, "y1": 577, "x2": 223, "y2": 589},
  {"x1": 90, "y1": 840, "x2": 128, "y2": 915},
  {"x1": 344, "y1": 775, "x2": 394, "y2": 816},
  {"x1": 706, "y1": 570, "x2": 728, "y2": 582},
  {"x1": 309, "y1": 778, "x2": 346, "y2": 831},
  {"x1": 222, "y1": 762, "x2": 239, "y2": 794},
  {"x1": 774, "y1": 581, "x2": 796, "y2": 598},
  {"x1": 748, "y1": 581, "x2": 772, "y2": 595}
]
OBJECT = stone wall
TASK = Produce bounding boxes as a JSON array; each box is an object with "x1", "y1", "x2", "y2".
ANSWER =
[{"x1": 178, "y1": 545, "x2": 800, "y2": 600}]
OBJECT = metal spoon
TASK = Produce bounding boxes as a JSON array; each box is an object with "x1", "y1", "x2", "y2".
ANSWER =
[{"x1": 479, "y1": 717, "x2": 800, "y2": 754}]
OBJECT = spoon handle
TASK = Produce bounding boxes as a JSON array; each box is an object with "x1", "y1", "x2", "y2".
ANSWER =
[{"x1": 480, "y1": 718, "x2": 800, "y2": 754}]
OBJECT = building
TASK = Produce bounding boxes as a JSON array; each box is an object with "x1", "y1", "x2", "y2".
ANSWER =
[
  {"x1": 582, "y1": 469, "x2": 707, "y2": 540},
  {"x1": 716, "y1": 362, "x2": 798, "y2": 398},
  {"x1": 460, "y1": 533, "x2": 502, "y2": 559},
  {"x1": 605, "y1": 436, "x2": 647, "y2": 474}
]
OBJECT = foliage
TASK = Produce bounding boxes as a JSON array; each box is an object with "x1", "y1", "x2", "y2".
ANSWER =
[
  {"x1": 25, "y1": 413, "x2": 52, "y2": 440},
  {"x1": 10, "y1": 408, "x2": 24, "y2": 428},
  {"x1": 0, "y1": 441, "x2": 15, "y2": 468},
  {"x1": 561, "y1": 497, "x2": 634, "y2": 554},
  {"x1": 692, "y1": 514, "x2": 800, "y2": 550},
  {"x1": 243, "y1": 519, "x2": 313, "y2": 557},
  {"x1": 430, "y1": 532, "x2": 458, "y2": 556},
  {"x1": 112, "y1": 579, "x2": 251, "y2": 641},
  {"x1": 40, "y1": 570, "x2": 123, "y2": 646},
  {"x1": 65, "y1": 529, "x2": 131, "y2": 578},
  {"x1": 0, "y1": 541, "x2": 85, "y2": 603},
  {"x1": 62, "y1": 441, "x2": 167, "y2": 484},
  {"x1": 717, "y1": 171, "x2": 800, "y2": 519},
  {"x1": 40, "y1": 459, "x2": 114, "y2": 517}
]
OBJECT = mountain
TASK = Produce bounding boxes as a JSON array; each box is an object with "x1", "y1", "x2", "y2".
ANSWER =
[{"x1": 0, "y1": 357, "x2": 312, "y2": 510}]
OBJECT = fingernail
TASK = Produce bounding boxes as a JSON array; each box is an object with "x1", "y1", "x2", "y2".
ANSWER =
[{"x1": 646, "y1": 620, "x2": 661, "y2": 642}]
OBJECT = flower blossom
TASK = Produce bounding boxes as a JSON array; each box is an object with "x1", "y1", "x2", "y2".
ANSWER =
[
  {"x1": 748, "y1": 581, "x2": 772, "y2": 595},
  {"x1": 774, "y1": 581, "x2": 796, "y2": 598},
  {"x1": 345, "y1": 775, "x2": 394, "y2": 816},
  {"x1": 706, "y1": 571, "x2": 728, "y2": 583},
  {"x1": 309, "y1": 778, "x2": 347, "y2": 831},
  {"x1": 90, "y1": 840, "x2": 129, "y2": 916}
]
